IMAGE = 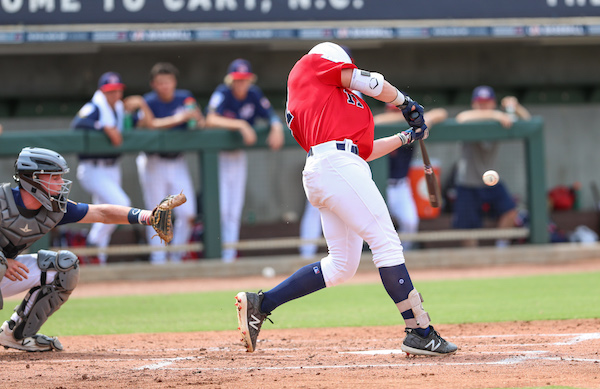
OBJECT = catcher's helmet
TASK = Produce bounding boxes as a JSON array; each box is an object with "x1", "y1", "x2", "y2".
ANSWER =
[
  {"x1": 308, "y1": 42, "x2": 352, "y2": 65},
  {"x1": 14, "y1": 147, "x2": 72, "y2": 213}
]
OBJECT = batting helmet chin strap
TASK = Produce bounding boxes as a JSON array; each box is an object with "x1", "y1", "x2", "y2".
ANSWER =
[{"x1": 11, "y1": 250, "x2": 79, "y2": 340}]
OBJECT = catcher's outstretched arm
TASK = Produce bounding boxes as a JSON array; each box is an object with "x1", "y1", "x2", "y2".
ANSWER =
[
  {"x1": 78, "y1": 192, "x2": 187, "y2": 245},
  {"x1": 79, "y1": 204, "x2": 149, "y2": 225}
]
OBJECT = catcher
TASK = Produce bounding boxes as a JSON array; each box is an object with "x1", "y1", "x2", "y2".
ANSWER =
[{"x1": 0, "y1": 147, "x2": 186, "y2": 352}]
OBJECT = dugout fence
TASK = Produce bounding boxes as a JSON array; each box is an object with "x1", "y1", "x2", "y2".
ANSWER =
[{"x1": 0, "y1": 118, "x2": 546, "y2": 259}]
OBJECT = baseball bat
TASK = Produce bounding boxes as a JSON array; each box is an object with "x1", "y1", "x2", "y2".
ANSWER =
[
  {"x1": 407, "y1": 110, "x2": 442, "y2": 208},
  {"x1": 418, "y1": 138, "x2": 442, "y2": 208}
]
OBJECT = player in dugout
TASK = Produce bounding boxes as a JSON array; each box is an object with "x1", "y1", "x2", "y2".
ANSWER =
[{"x1": 454, "y1": 85, "x2": 531, "y2": 247}]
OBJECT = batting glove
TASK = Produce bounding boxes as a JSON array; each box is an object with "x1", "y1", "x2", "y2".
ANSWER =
[
  {"x1": 411, "y1": 126, "x2": 429, "y2": 141},
  {"x1": 397, "y1": 127, "x2": 429, "y2": 146},
  {"x1": 398, "y1": 95, "x2": 426, "y2": 129}
]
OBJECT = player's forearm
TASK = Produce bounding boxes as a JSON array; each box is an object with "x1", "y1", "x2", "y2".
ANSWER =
[
  {"x1": 137, "y1": 106, "x2": 156, "y2": 128},
  {"x1": 205, "y1": 113, "x2": 246, "y2": 130},
  {"x1": 375, "y1": 81, "x2": 404, "y2": 104},
  {"x1": 367, "y1": 134, "x2": 405, "y2": 162},
  {"x1": 515, "y1": 105, "x2": 531, "y2": 120},
  {"x1": 456, "y1": 109, "x2": 504, "y2": 123},
  {"x1": 373, "y1": 111, "x2": 404, "y2": 125},
  {"x1": 80, "y1": 204, "x2": 140, "y2": 224},
  {"x1": 150, "y1": 115, "x2": 185, "y2": 129}
]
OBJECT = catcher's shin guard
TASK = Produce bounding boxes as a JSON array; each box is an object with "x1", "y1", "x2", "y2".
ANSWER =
[{"x1": 12, "y1": 250, "x2": 79, "y2": 340}]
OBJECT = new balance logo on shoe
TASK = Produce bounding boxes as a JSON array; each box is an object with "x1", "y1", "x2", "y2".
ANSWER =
[
  {"x1": 249, "y1": 314, "x2": 261, "y2": 330},
  {"x1": 425, "y1": 339, "x2": 441, "y2": 352},
  {"x1": 401, "y1": 326, "x2": 458, "y2": 356}
]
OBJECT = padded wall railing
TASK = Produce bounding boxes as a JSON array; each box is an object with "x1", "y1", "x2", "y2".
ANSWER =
[{"x1": 0, "y1": 117, "x2": 546, "y2": 258}]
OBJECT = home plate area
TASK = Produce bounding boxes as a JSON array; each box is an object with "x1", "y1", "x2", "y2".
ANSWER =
[
  {"x1": 1, "y1": 320, "x2": 599, "y2": 388},
  {"x1": 135, "y1": 326, "x2": 600, "y2": 372}
]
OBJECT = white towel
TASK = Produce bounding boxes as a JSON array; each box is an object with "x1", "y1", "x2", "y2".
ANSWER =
[{"x1": 92, "y1": 90, "x2": 124, "y2": 132}]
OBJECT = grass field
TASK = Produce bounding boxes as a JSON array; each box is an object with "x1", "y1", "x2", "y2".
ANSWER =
[{"x1": 5, "y1": 270, "x2": 597, "y2": 337}]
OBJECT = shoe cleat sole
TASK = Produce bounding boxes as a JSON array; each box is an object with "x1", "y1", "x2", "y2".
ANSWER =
[{"x1": 235, "y1": 292, "x2": 254, "y2": 352}]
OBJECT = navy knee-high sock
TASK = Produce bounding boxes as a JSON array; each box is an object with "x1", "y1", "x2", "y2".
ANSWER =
[
  {"x1": 260, "y1": 262, "x2": 326, "y2": 314},
  {"x1": 379, "y1": 264, "x2": 431, "y2": 337}
]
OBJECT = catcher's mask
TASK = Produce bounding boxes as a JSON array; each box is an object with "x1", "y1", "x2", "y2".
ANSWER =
[{"x1": 14, "y1": 147, "x2": 72, "y2": 213}]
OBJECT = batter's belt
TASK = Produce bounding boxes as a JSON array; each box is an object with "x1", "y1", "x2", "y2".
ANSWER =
[{"x1": 308, "y1": 140, "x2": 359, "y2": 157}]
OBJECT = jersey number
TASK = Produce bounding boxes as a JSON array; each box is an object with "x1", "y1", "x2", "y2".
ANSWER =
[{"x1": 343, "y1": 90, "x2": 364, "y2": 108}]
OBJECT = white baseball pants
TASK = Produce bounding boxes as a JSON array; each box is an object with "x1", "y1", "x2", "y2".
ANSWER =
[
  {"x1": 302, "y1": 140, "x2": 405, "y2": 287},
  {"x1": 0, "y1": 254, "x2": 56, "y2": 300},
  {"x1": 77, "y1": 161, "x2": 131, "y2": 264},
  {"x1": 218, "y1": 150, "x2": 247, "y2": 262},
  {"x1": 136, "y1": 154, "x2": 197, "y2": 264}
]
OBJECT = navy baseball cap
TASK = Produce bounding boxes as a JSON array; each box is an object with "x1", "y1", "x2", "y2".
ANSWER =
[
  {"x1": 472, "y1": 85, "x2": 495, "y2": 102},
  {"x1": 98, "y1": 72, "x2": 125, "y2": 92},
  {"x1": 227, "y1": 59, "x2": 254, "y2": 80}
]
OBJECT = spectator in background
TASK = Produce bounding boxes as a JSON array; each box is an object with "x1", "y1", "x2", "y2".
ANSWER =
[
  {"x1": 135, "y1": 62, "x2": 203, "y2": 265},
  {"x1": 374, "y1": 105, "x2": 448, "y2": 250},
  {"x1": 71, "y1": 72, "x2": 153, "y2": 265},
  {"x1": 453, "y1": 85, "x2": 531, "y2": 247},
  {"x1": 298, "y1": 198, "x2": 322, "y2": 259},
  {"x1": 205, "y1": 58, "x2": 284, "y2": 262}
]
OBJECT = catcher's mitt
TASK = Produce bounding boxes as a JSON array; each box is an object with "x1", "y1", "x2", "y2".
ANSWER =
[{"x1": 150, "y1": 192, "x2": 187, "y2": 245}]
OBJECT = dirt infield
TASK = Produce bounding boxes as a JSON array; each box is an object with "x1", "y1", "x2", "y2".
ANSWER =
[
  {"x1": 1, "y1": 320, "x2": 599, "y2": 388},
  {"x1": 2, "y1": 259, "x2": 600, "y2": 389}
]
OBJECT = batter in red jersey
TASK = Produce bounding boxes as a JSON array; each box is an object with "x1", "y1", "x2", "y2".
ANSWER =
[
  {"x1": 236, "y1": 42, "x2": 457, "y2": 356},
  {"x1": 286, "y1": 51, "x2": 374, "y2": 159}
]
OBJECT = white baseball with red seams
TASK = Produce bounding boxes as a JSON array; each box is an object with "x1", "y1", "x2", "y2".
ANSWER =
[{"x1": 482, "y1": 170, "x2": 500, "y2": 186}]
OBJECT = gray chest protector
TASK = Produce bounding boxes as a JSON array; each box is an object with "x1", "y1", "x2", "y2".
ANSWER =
[{"x1": 0, "y1": 183, "x2": 64, "y2": 258}]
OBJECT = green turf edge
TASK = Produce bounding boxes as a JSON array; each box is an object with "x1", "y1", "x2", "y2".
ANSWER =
[{"x1": 2, "y1": 271, "x2": 599, "y2": 336}]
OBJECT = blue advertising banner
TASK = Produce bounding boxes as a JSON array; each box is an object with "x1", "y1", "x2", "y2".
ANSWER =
[
  {"x1": 0, "y1": 23, "x2": 596, "y2": 44},
  {"x1": 1, "y1": 0, "x2": 600, "y2": 26}
]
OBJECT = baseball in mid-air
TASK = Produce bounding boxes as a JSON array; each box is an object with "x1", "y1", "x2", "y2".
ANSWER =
[
  {"x1": 482, "y1": 170, "x2": 500, "y2": 186},
  {"x1": 262, "y1": 266, "x2": 276, "y2": 278}
]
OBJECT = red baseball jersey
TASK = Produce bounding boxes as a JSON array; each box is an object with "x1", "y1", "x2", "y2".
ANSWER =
[{"x1": 286, "y1": 53, "x2": 375, "y2": 160}]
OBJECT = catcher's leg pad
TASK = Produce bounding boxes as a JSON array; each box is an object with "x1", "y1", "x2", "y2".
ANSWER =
[
  {"x1": 12, "y1": 250, "x2": 79, "y2": 339},
  {"x1": 396, "y1": 289, "x2": 431, "y2": 329}
]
